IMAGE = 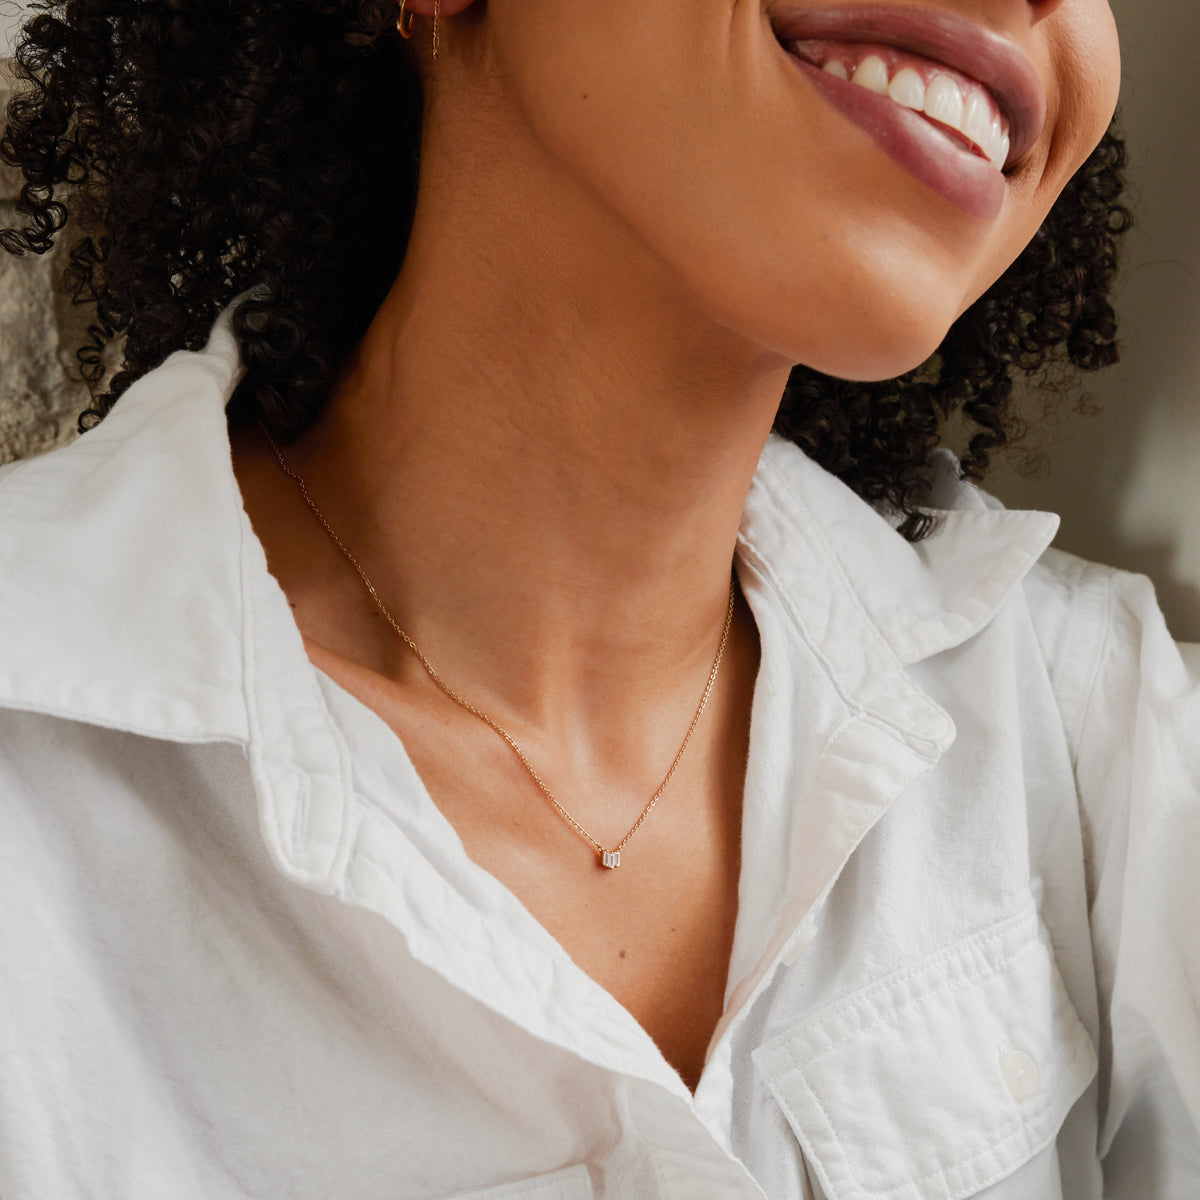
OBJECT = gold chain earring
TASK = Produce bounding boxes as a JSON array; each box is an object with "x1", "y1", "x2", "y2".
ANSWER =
[
  {"x1": 396, "y1": 0, "x2": 415, "y2": 39},
  {"x1": 432, "y1": 0, "x2": 441, "y2": 61}
]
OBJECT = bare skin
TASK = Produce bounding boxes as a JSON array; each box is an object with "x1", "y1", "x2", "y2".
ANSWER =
[
  {"x1": 228, "y1": 79, "x2": 787, "y2": 1086},
  {"x1": 231, "y1": 0, "x2": 1120, "y2": 1089},
  {"x1": 230, "y1": 318, "x2": 766, "y2": 1090}
]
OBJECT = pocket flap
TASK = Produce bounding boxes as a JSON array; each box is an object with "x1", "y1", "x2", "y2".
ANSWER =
[
  {"x1": 752, "y1": 902, "x2": 1097, "y2": 1200},
  {"x1": 443, "y1": 1163, "x2": 594, "y2": 1200}
]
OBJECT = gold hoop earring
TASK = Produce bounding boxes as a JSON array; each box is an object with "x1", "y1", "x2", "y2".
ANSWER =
[
  {"x1": 432, "y1": 0, "x2": 441, "y2": 61},
  {"x1": 396, "y1": 0, "x2": 415, "y2": 39}
]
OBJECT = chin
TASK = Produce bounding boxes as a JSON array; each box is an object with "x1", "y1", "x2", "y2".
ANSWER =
[
  {"x1": 806, "y1": 339, "x2": 946, "y2": 384},
  {"x1": 704, "y1": 248, "x2": 969, "y2": 385},
  {"x1": 772, "y1": 305, "x2": 955, "y2": 386}
]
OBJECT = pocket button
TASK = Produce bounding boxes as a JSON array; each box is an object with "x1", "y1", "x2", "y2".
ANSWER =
[{"x1": 1000, "y1": 1049, "x2": 1040, "y2": 1101}]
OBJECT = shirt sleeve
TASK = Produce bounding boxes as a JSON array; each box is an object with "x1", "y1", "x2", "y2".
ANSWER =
[{"x1": 1043, "y1": 553, "x2": 1200, "y2": 1196}]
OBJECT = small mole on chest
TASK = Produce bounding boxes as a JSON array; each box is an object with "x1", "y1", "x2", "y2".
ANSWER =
[{"x1": 618, "y1": 949, "x2": 627, "y2": 959}]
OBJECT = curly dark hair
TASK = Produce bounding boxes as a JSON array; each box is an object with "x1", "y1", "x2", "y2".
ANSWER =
[{"x1": 1, "y1": 0, "x2": 1131, "y2": 538}]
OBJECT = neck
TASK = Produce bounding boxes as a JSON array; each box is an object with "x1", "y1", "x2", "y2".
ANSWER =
[{"x1": 257, "y1": 88, "x2": 794, "y2": 740}]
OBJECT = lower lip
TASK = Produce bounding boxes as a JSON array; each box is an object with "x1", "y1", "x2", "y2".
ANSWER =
[{"x1": 784, "y1": 52, "x2": 1005, "y2": 220}]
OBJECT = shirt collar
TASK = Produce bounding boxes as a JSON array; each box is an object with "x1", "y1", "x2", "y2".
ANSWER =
[
  {"x1": 743, "y1": 438, "x2": 1060, "y2": 669},
  {"x1": 0, "y1": 309, "x2": 1059, "y2": 743},
  {"x1": 0, "y1": 309, "x2": 251, "y2": 742}
]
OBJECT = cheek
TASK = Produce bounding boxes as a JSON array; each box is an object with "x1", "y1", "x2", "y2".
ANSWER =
[
  {"x1": 494, "y1": 71, "x2": 1003, "y2": 379},
  {"x1": 483, "y1": 0, "x2": 1122, "y2": 385},
  {"x1": 1032, "y1": 5, "x2": 1122, "y2": 203}
]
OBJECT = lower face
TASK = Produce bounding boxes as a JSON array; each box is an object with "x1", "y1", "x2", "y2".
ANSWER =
[{"x1": 479, "y1": 0, "x2": 1122, "y2": 381}]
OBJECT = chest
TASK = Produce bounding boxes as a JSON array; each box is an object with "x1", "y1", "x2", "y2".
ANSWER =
[
  {"x1": 474, "y1": 810, "x2": 743, "y2": 1093},
  {"x1": 406, "y1": 717, "x2": 745, "y2": 1092},
  {"x1": 303, "y1": 620, "x2": 754, "y2": 1092}
]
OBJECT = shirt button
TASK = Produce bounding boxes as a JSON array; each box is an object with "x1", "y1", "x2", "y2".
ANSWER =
[{"x1": 1001, "y1": 1050, "x2": 1040, "y2": 1101}]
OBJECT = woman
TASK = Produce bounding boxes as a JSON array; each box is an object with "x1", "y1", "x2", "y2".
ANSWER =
[{"x1": 0, "y1": 0, "x2": 1195, "y2": 1196}]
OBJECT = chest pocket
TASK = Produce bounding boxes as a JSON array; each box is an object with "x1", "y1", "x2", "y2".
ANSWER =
[
  {"x1": 752, "y1": 901, "x2": 1097, "y2": 1200},
  {"x1": 440, "y1": 1163, "x2": 594, "y2": 1200}
]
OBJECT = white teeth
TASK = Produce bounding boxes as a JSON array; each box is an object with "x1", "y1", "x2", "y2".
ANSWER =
[
  {"x1": 983, "y1": 113, "x2": 1007, "y2": 168},
  {"x1": 923, "y1": 75, "x2": 964, "y2": 131},
  {"x1": 887, "y1": 67, "x2": 925, "y2": 112},
  {"x1": 962, "y1": 92, "x2": 993, "y2": 157},
  {"x1": 995, "y1": 130, "x2": 1011, "y2": 169},
  {"x1": 851, "y1": 55, "x2": 890, "y2": 96},
  {"x1": 839, "y1": 53, "x2": 1010, "y2": 171}
]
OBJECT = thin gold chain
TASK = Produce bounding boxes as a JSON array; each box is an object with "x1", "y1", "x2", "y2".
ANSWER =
[{"x1": 261, "y1": 426, "x2": 736, "y2": 869}]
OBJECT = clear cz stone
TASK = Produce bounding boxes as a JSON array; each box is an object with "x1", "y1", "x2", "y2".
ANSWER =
[{"x1": 601, "y1": 850, "x2": 621, "y2": 869}]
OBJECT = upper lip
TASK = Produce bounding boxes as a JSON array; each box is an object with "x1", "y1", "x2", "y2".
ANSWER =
[{"x1": 769, "y1": 4, "x2": 1046, "y2": 168}]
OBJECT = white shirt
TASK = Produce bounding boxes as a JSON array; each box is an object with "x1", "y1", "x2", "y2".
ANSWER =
[{"x1": 0, "y1": 310, "x2": 1197, "y2": 1200}]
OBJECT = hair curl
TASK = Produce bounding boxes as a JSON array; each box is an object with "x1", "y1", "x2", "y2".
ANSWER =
[{"x1": 1, "y1": 0, "x2": 1131, "y2": 538}]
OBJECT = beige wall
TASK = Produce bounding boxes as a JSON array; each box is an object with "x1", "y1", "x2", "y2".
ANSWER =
[
  {"x1": 987, "y1": 0, "x2": 1200, "y2": 640},
  {"x1": 0, "y1": 54, "x2": 91, "y2": 460},
  {"x1": 2, "y1": 3, "x2": 1199, "y2": 634},
  {"x1": 0, "y1": 11, "x2": 19, "y2": 57}
]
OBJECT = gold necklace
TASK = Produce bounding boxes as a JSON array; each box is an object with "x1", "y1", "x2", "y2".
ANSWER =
[{"x1": 262, "y1": 427, "x2": 737, "y2": 870}]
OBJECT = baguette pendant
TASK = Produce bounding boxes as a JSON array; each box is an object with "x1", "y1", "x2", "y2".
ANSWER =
[{"x1": 601, "y1": 850, "x2": 621, "y2": 869}]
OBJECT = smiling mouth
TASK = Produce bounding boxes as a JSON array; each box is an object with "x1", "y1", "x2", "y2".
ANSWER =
[
  {"x1": 770, "y1": 5, "x2": 1046, "y2": 218},
  {"x1": 783, "y1": 40, "x2": 1010, "y2": 171}
]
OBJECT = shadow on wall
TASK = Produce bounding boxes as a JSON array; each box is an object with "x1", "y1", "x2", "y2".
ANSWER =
[{"x1": 987, "y1": 0, "x2": 1200, "y2": 641}]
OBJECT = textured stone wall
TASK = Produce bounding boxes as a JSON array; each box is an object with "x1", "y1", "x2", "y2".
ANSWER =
[{"x1": 0, "y1": 61, "x2": 89, "y2": 465}]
